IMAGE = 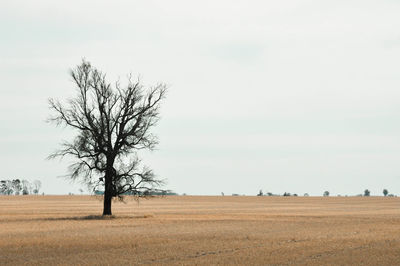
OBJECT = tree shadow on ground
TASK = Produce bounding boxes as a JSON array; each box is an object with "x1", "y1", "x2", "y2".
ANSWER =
[
  {"x1": 1, "y1": 214, "x2": 153, "y2": 223},
  {"x1": 43, "y1": 214, "x2": 153, "y2": 221},
  {"x1": 44, "y1": 215, "x2": 116, "y2": 221}
]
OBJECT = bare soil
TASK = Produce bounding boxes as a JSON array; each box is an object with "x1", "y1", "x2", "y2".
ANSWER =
[{"x1": 0, "y1": 195, "x2": 399, "y2": 265}]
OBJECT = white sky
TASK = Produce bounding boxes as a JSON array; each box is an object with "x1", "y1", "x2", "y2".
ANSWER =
[{"x1": 1, "y1": 0, "x2": 400, "y2": 196}]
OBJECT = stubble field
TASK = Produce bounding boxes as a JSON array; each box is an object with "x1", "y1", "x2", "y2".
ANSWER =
[{"x1": 0, "y1": 195, "x2": 399, "y2": 265}]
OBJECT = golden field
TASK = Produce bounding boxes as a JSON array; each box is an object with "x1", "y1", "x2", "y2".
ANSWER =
[{"x1": 0, "y1": 195, "x2": 399, "y2": 265}]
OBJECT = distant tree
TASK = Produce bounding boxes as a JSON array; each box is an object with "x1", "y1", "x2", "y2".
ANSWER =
[
  {"x1": 33, "y1": 180, "x2": 42, "y2": 195},
  {"x1": 383, "y1": 189, "x2": 388, "y2": 197},
  {"x1": 0, "y1": 181, "x2": 4, "y2": 195},
  {"x1": 22, "y1": 180, "x2": 32, "y2": 195},
  {"x1": 257, "y1": 189, "x2": 263, "y2": 196},
  {"x1": 12, "y1": 179, "x2": 22, "y2": 195},
  {"x1": 283, "y1": 192, "x2": 291, "y2": 196},
  {"x1": 48, "y1": 60, "x2": 167, "y2": 215},
  {"x1": 323, "y1": 191, "x2": 329, "y2": 197},
  {"x1": 364, "y1": 189, "x2": 370, "y2": 197},
  {"x1": 221, "y1": 192, "x2": 224, "y2": 196},
  {"x1": 1, "y1": 180, "x2": 10, "y2": 195},
  {"x1": 304, "y1": 193, "x2": 309, "y2": 197},
  {"x1": 0, "y1": 180, "x2": 14, "y2": 195},
  {"x1": 266, "y1": 192, "x2": 273, "y2": 196},
  {"x1": 1, "y1": 180, "x2": 7, "y2": 195}
]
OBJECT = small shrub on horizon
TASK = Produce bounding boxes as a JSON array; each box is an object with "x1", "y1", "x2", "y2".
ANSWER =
[{"x1": 383, "y1": 189, "x2": 389, "y2": 197}]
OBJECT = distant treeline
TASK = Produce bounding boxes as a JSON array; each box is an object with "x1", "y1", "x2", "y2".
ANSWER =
[
  {"x1": 0, "y1": 179, "x2": 42, "y2": 195},
  {"x1": 254, "y1": 189, "x2": 396, "y2": 197}
]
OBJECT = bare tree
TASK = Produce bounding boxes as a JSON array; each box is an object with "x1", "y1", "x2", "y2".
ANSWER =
[
  {"x1": 21, "y1": 180, "x2": 32, "y2": 195},
  {"x1": 48, "y1": 60, "x2": 167, "y2": 215},
  {"x1": 33, "y1": 180, "x2": 42, "y2": 195}
]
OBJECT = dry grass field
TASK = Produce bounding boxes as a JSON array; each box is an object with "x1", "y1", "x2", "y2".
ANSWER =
[{"x1": 0, "y1": 195, "x2": 399, "y2": 265}]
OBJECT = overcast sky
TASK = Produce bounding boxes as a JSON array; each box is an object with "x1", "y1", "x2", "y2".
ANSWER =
[{"x1": 1, "y1": 0, "x2": 400, "y2": 196}]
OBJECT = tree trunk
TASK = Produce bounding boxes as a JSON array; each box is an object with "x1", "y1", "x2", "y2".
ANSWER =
[
  {"x1": 103, "y1": 192, "x2": 112, "y2": 215},
  {"x1": 103, "y1": 156, "x2": 116, "y2": 216},
  {"x1": 103, "y1": 172, "x2": 113, "y2": 215}
]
